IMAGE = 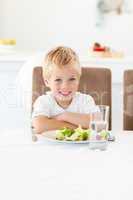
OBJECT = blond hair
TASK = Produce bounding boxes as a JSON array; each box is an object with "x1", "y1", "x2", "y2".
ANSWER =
[{"x1": 42, "y1": 46, "x2": 81, "y2": 79}]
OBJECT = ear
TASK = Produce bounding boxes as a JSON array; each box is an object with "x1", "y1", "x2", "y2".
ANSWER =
[{"x1": 44, "y1": 79, "x2": 49, "y2": 87}]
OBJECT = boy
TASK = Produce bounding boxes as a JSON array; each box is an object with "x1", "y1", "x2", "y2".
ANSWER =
[{"x1": 32, "y1": 46, "x2": 97, "y2": 134}]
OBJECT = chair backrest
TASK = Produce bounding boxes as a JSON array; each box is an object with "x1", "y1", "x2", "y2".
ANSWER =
[
  {"x1": 123, "y1": 70, "x2": 133, "y2": 130},
  {"x1": 32, "y1": 66, "x2": 112, "y2": 129}
]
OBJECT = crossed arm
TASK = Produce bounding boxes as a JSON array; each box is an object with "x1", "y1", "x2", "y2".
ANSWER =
[{"x1": 32, "y1": 112, "x2": 91, "y2": 134}]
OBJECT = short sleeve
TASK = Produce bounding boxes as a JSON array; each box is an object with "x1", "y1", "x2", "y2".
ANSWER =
[{"x1": 32, "y1": 95, "x2": 50, "y2": 118}]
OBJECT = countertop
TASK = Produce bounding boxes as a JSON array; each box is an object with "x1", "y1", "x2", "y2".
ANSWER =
[
  {"x1": 0, "y1": 51, "x2": 35, "y2": 62},
  {"x1": 0, "y1": 51, "x2": 133, "y2": 64},
  {"x1": 1, "y1": 52, "x2": 133, "y2": 83}
]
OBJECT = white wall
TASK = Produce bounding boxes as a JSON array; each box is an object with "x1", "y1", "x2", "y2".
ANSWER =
[{"x1": 0, "y1": 0, "x2": 133, "y2": 56}]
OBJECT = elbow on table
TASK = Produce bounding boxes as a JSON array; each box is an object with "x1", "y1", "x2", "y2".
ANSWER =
[
  {"x1": 32, "y1": 117, "x2": 46, "y2": 134},
  {"x1": 32, "y1": 124, "x2": 44, "y2": 134}
]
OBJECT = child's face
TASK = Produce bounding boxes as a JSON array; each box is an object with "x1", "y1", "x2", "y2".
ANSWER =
[{"x1": 46, "y1": 65, "x2": 80, "y2": 104}]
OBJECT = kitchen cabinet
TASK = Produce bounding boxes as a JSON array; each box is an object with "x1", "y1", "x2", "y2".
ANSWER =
[{"x1": 0, "y1": 54, "x2": 28, "y2": 129}]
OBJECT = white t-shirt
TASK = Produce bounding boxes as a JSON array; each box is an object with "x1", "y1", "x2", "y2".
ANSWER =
[{"x1": 32, "y1": 91, "x2": 97, "y2": 118}]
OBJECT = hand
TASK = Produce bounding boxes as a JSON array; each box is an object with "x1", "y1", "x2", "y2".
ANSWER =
[{"x1": 53, "y1": 112, "x2": 68, "y2": 121}]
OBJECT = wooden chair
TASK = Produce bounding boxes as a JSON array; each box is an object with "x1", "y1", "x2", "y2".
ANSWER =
[
  {"x1": 32, "y1": 67, "x2": 112, "y2": 130},
  {"x1": 123, "y1": 70, "x2": 133, "y2": 130}
]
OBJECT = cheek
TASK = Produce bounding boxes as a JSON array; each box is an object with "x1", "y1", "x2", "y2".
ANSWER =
[
  {"x1": 71, "y1": 81, "x2": 79, "y2": 89},
  {"x1": 51, "y1": 83, "x2": 60, "y2": 91},
  {"x1": 74, "y1": 85, "x2": 79, "y2": 91}
]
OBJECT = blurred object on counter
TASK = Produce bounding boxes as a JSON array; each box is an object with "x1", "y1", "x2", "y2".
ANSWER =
[
  {"x1": 0, "y1": 39, "x2": 16, "y2": 54},
  {"x1": 89, "y1": 42, "x2": 124, "y2": 58}
]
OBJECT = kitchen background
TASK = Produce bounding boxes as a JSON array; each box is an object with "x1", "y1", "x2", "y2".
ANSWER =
[
  {"x1": 0, "y1": 0, "x2": 133, "y2": 54},
  {"x1": 0, "y1": 0, "x2": 133, "y2": 131}
]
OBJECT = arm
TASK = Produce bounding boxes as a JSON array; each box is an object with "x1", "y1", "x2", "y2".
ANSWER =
[
  {"x1": 54, "y1": 112, "x2": 91, "y2": 129},
  {"x1": 32, "y1": 115, "x2": 78, "y2": 134}
]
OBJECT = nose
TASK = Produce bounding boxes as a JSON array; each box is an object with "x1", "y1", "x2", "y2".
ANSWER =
[{"x1": 61, "y1": 81, "x2": 69, "y2": 90}]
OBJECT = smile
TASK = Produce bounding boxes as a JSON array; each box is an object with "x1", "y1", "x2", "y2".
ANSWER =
[{"x1": 59, "y1": 91, "x2": 72, "y2": 96}]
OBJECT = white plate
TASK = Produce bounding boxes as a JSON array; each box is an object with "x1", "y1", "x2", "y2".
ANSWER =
[{"x1": 41, "y1": 130, "x2": 107, "y2": 144}]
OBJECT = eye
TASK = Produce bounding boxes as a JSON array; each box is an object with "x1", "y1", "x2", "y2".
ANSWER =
[
  {"x1": 55, "y1": 78, "x2": 62, "y2": 82},
  {"x1": 69, "y1": 78, "x2": 76, "y2": 81}
]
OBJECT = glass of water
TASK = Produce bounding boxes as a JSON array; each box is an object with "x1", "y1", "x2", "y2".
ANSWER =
[
  {"x1": 89, "y1": 105, "x2": 109, "y2": 150},
  {"x1": 90, "y1": 105, "x2": 109, "y2": 134}
]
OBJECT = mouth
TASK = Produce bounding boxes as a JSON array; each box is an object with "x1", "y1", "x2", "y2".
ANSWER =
[{"x1": 59, "y1": 91, "x2": 72, "y2": 96}]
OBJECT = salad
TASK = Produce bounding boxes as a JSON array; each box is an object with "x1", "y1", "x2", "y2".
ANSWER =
[{"x1": 55, "y1": 126, "x2": 109, "y2": 141}]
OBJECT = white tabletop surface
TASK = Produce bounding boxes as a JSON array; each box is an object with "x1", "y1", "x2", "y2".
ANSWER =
[{"x1": 0, "y1": 129, "x2": 133, "y2": 200}]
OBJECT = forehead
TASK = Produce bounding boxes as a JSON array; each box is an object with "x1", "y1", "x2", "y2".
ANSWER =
[{"x1": 51, "y1": 66, "x2": 79, "y2": 77}]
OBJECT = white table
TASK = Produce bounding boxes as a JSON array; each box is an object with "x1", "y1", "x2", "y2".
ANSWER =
[{"x1": 0, "y1": 129, "x2": 133, "y2": 200}]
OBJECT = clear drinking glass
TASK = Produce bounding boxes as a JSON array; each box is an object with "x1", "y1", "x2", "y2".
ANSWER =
[
  {"x1": 89, "y1": 105, "x2": 109, "y2": 150},
  {"x1": 90, "y1": 105, "x2": 109, "y2": 134}
]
